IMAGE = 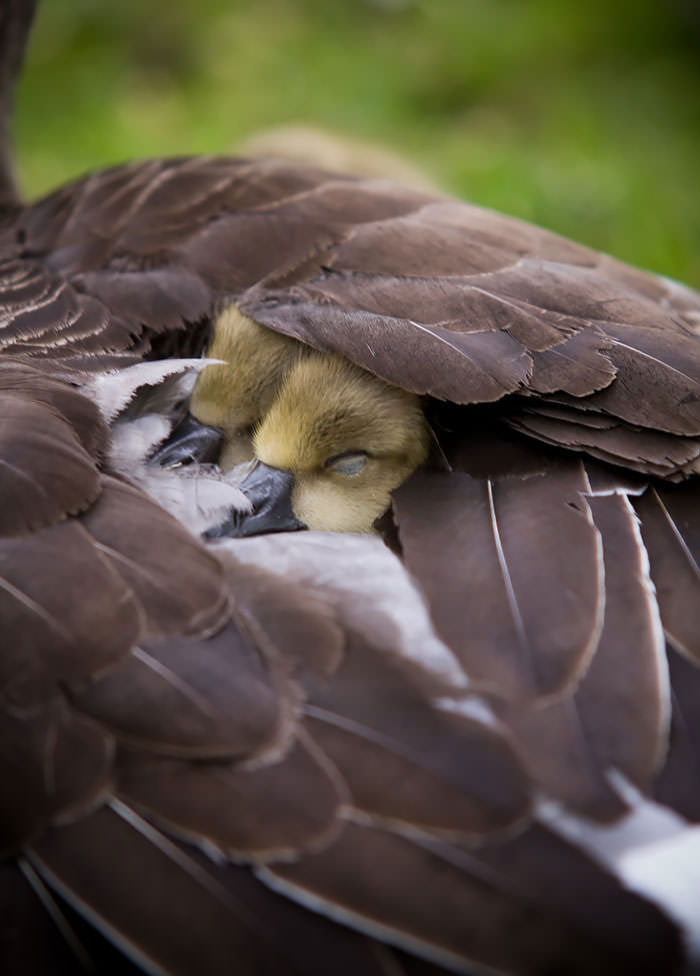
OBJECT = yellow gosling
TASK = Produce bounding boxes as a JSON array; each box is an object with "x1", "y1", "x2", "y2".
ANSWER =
[
  {"x1": 190, "y1": 306, "x2": 308, "y2": 467},
  {"x1": 253, "y1": 352, "x2": 431, "y2": 532}
]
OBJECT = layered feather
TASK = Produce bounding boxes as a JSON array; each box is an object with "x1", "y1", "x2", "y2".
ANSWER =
[{"x1": 3, "y1": 149, "x2": 700, "y2": 976}]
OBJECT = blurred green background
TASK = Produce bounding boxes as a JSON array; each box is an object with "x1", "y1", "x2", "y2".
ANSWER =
[{"x1": 15, "y1": 0, "x2": 700, "y2": 286}]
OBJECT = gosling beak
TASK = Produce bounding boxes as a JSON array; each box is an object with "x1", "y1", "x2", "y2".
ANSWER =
[
  {"x1": 151, "y1": 414, "x2": 223, "y2": 468},
  {"x1": 205, "y1": 461, "x2": 307, "y2": 538}
]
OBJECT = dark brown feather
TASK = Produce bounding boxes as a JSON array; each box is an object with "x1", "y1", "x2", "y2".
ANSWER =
[
  {"x1": 0, "y1": 359, "x2": 107, "y2": 454},
  {"x1": 263, "y1": 820, "x2": 682, "y2": 976},
  {"x1": 1, "y1": 99, "x2": 700, "y2": 974},
  {"x1": 78, "y1": 475, "x2": 229, "y2": 641},
  {"x1": 527, "y1": 325, "x2": 617, "y2": 395},
  {"x1": 244, "y1": 277, "x2": 540, "y2": 402},
  {"x1": 75, "y1": 267, "x2": 212, "y2": 335},
  {"x1": 222, "y1": 555, "x2": 345, "y2": 683},
  {"x1": 305, "y1": 713, "x2": 529, "y2": 837},
  {"x1": 0, "y1": 257, "x2": 133, "y2": 366},
  {"x1": 0, "y1": 392, "x2": 100, "y2": 536},
  {"x1": 0, "y1": 858, "x2": 133, "y2": 975},
  {"x1": 490, "y1": 489, "x2": 667, "y2": 820},
  {"x1": 576, "y1": 493, "x2": 667, "y2": 789},
  {"x1": 394, "y1": 463, "x2": 602, "y2": 703},
  {"x1": 302, "y1": 633, "x2": 530, "y2": 836},
  {"x1": 0, "y1": 519, "x2": 140, "y2": 711},
  {"x1": 584, "y1": 322, "x2": 700, "y2": 435},
  {"x1": 178, "y1": 848, "x2": 418, "y2": 976},
  {"x1": 73, "y1": 622, "x2": 290, "y2": 760},
  {"x1": 653, "y1": 646, "x2": 700, "y2": 820},
  {"x1": 116, "y1": 735, "x2": 345, "y2": 860},
  {"x1": 460, "y1": 823, "x2": 683, "y2": 975},
  {"x1": 635, "y1": 482, "x2": 700, "y2": 662},
  {"x1": 0, "y1": 700, "x2": 113, "y2": 852},
  {"x1": 27, "y1": 805, "x2": 301, "y2": 976},
  {"x1": 510, "y1": 407, "x2": 700, "y2": 477}
]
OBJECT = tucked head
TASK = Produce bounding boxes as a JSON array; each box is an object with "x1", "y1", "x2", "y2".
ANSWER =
[
  {"x1": 184, "y1": 307, "x2": 430, "y2": 534},
  {"x1": 189, "y1": 305, "x2": 308, "y2": 467},
  {"x1": 253, "y1": 352, "x2": 431, "y2": 532}
]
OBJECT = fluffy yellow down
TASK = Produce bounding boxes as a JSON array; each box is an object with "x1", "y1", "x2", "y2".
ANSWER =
[
  {"x1": 190, "y1": 306, "x2": 308, "y2": 468},
  {"x1": 191, "y1": 306, "x2": 431, "y2": 532}
]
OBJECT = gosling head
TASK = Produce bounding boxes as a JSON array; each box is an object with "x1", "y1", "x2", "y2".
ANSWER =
[
  {"x1": 160, "y1": 306, "x2": 431, "y2": 534},
  {"x1": 189, "y1": 306, "x2": 308, "y2": 467},
  {"x1": 238, "y1": 351, "x2": 431, "y2": 534}
]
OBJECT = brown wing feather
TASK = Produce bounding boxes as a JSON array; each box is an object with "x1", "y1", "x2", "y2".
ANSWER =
[
  {"x1": 0, "y1": 701, "x2": 113, "y2": 852},
  {"x1": 635, "y1": 483, "x2": 700, "y2": 661},
  {"x1": 653, "y1": 646, "x2": 700, "y2": 820},
  {"x1": 502, "y1": 490, "x2": 668, "y2": 821},
  {"x1": 27, "y1": 806, "x2": 296, "y2": 976},
  {"x1": 116, "y1": 735, "x2": 346, "y2": 861},
  {"x1": 262, "y1": 820, "x2": 681, "y2": 976},
  {"x1": 0, "y1": 520, "x2": 140, "y2": 711},
  {"x1": 4, "y1": 148, "x2": 700, "y2": 975},
  {"x1": 79, "y1": 475, "x2": 229, "y2": 640},
  {"x1": 73, "y1": 623, "x2": 290, "y2": 760},
  {"x1": 394, "y1": 462, "x2": 603, "y2": 703},
  {"x1": 0, "y1": 393, "x2": 100, "y2": 535},
  {"x1": 302, "y1": 634, "x2": 530, "y2": 836}
]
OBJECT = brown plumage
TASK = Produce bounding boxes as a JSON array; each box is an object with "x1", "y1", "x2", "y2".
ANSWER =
[{"x1": 3, "y1": 3, "x2": 700, "y2": 974}]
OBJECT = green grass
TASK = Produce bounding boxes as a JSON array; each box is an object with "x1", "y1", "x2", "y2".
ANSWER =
[{"x1": 15, "y1": 0, "x2": 700, "y2": 286}]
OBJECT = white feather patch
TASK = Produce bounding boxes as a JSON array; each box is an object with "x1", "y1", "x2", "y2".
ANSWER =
[
  {"x1": 86, "y1": 358, "x2": 224, "y2": 422},
  {"x1": 109, "y1": 415, "x2": 173, "y2": 465},
  {"x1": 97, "y1": 359, "x2": 250, "y2": 536},
  {"x1": 220, "y1": 531, "x2": 468, "y2": 690},
  {"x1": 136, "y1": 467, "x2": 251, "y2": 537},
  {"x1": 108, "y1": 419, "x2": 250, "y2": 536},
  {"x1": 537, "y1": 773, "x2": 700, "y2": 959},
  {"x1": 436, "y1": 695, "x2": 499, "y2": 730}
]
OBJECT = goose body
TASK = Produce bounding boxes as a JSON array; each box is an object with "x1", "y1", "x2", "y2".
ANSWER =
[{"x1": 4, "y1": 5, "x2": 700, "y2": 975}]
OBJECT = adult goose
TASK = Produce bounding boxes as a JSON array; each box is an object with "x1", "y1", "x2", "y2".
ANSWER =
[{"x1": 2, "y1": 2, "x2": 700, "y2": 974}]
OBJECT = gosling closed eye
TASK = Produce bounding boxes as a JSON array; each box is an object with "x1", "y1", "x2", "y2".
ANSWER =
[{"x1": 323, "y1": 451, "x2": 369, "y2": 476}]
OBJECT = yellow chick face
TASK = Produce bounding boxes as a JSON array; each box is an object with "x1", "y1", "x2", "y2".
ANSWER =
[
  {"x1": 253, "y1": 353, "x2": 431, "y2": 533},
  {"x1": 190, "y1": 306, "x2": 308, "y2": 467},
  {"x1": 185, "y1": 306, "x2": 431, "y2": 534}
]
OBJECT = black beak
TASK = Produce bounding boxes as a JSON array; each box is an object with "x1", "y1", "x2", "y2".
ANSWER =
[
  {"x1": 205, "y1": 461, "x2": 307, "y2": 538},
  {"x1": 151, "y1": 414, "x2": 223, "y2": 468}
]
